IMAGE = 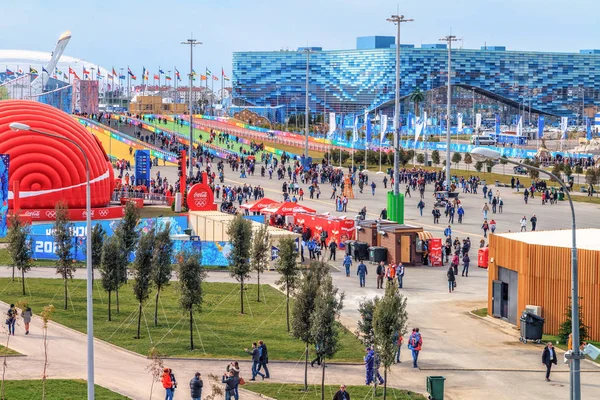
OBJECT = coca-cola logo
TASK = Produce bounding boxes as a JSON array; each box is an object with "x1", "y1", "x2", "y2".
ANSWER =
[
  {"x1": 25, "y1": 211, "x2": 40, "y2": 218},
  {"x1": 194, "y1": 191, "x2": 208, "y2": 198},
  {"x1": 82, "y1": 210, "x2": 96, "y2": 218}
]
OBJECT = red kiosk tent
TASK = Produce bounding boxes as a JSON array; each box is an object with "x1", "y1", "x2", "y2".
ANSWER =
[
  {"x1": 240, "y1": 197, "x2": 278, "y2": 213},
  {"x1": 261, "y1": 202, "x2": 316, "y2": 215},
  {"x1": 293, "y1": 213, "x2": 355, "y2": 249}
]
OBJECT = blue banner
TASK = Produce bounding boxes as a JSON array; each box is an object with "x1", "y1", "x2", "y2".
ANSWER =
[
  {"x1": 586, "y1": 117, "x2": 592, "y2": 140},
  {"x1": 135, "y1": 150, "x2": 151, "y2": 186},
  {"x1": 495, "y1": 114, "x2": 501, "y2": 135},
  {"x1": 0, "y1": 154, "x2": 8, "y2": 238},
  {"x1": 538, "y1": 116, "x2": 545, "y2": 139},
  {"x1": 30, "y1": 235, "x2": 85, "y2": 261},
  {"x1": 366, "y1": 115, "x2": 372, "y2": 142}
]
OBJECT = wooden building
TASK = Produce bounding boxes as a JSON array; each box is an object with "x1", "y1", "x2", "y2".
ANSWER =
[
  {"x1": 488, "y1": 229, "x2": 600, "y2": 341},
  {"x1": 129, "y1": 96, "x2": 188, "y2": 115},
  {"x1": 356, "y1": 220, "x2": 432, "y2": 265}
]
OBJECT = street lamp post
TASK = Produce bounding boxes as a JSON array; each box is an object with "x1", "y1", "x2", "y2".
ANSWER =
[
  {"x1": 181, "y1": 38, "x2": 202, "y2": 179},
  {"x1": 470, "y1": 147, "x2": 583, "y2": 400},
  {"x1": 440, "y1": 34, "x2": 458, "y2": 189},
  {"x1": 9, "y1": 122, "x2": 95, "y2": 399},
  {"x1": 387, "y1": 14, "x2": 413, "y2": 195}
]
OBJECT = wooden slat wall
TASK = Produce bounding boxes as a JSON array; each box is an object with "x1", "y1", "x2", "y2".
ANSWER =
[{"x1": 488, "y1": 234, "x2": 600, "y2": 341}]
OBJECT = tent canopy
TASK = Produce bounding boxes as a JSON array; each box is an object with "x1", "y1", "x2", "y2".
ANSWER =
[
  {"x1": 240, "y1": 197, "x2": 278, "y2": 212},
  {"x1": 261, "y1": 202, "x2": 316, "y2": 215}
]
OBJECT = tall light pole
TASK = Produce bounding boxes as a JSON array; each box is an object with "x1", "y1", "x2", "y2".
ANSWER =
[
  {"x1": 387, "y1": 14, "x2": 413, "y2": 195},
  {"x1": 470, "y1": 147, "x2": 583, "y2": 400},
  {"x1": 440, "y1": 34, "x2": 458, "y2": 189},
  {"x1": 300, "y1": 48, "x2": 313, "y2": 160},
  {"x1": 181, "y1": 38, "x2": 202, "y2": 179},
  {"x1": 9, "y1": 122, "x2": 95, "y2": 399}
]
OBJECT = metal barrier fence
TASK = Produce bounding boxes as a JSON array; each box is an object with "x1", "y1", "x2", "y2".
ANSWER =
[{"x1": 111, "y1": 191, "x2": 172, "y2": 205}]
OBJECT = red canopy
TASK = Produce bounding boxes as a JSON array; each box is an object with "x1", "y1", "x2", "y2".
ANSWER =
[
  {"x1": 240, "y1": 197, "x2": 278, "y2": 212},
  {"x1": 261, "y1": 202, "x2": 316, "y2": 215}
]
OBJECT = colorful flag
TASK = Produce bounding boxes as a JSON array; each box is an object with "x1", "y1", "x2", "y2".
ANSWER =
[
  {"x1": 206, "y1": 68, "x2": 212, "y2": 76},
  {"x1": 128, "y1": 67, "x2": 135, "y2": 77},
  {"x1": 83, "y1": 67, "x2": 90, "y2": 76},
  {"x1": 5, "y1": 68, "x2": 14, "y2": 76},
  {"x1": 165, "y1": 76, "x2": 172, "y2": 81},
  {"x1": 159, "y1": 69, "x2": 164, "y2": 75},
  {"x1": 154, "y1": 74, "x2": 159, "y2": 80},
  {"x1": 30, "y1": 66, "x2": 38, "y2": 74},
  {"x1": 18, "y1": 68, "x2": 23, "y2": 74},
  {"x1": 213, "y1": 75, "x2": 218, "y2": 81},
  {"x1": 201, "y1": 75, "x2": 207, "y2": 81},
  {"x1": 97, "y1": 66, "x2": 102, "y2": 76},
  {"x1": 69, "y1": 67, "x2": 80, "y2": 80},
  {"x1": 175, "y1": 68, "x2": 181, "y2": 79},
  {"x1": 112, "y1": 67, "x2": 117, "y2": 76},
  {"x1": 222, "y1": 67, "x2": 230, "y2": 81},
  {"x1": 119, "y1": 74, "x2": 125, "y2": 80},
  {"x1": 537, "y1": 116, "x2": 545, "y2": 139},
  {"x1": 191, "y1": 69, "x2": 197, "y2": 76}
]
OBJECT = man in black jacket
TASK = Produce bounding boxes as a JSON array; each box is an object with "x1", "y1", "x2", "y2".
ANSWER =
[
  {"x1": 332, "y1": 384, "x2": 350, "y2": 400},
  {"x1": 244, "y1": 342, "x2": 265, "y2": 380},
  {"x1": 189, "y1": 372, "x2": 203, "y2": 400},
  {"x1": 542, "y1": 342, "x2": 557, "y2": 382},
  {"x1": 258, "y1": 340, "x2": 270, "y2": 378},
  {"x1": 221, "y1": 370, "x2": 239, "y2": 400}
]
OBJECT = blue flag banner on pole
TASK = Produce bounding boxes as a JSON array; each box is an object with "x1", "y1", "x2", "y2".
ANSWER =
[
  {"x1": 366, "y1": 114, "x2": 372, "y2": 142},
  {"x1": 538, "y1": 116, "x2": 544, "y2": 139},
  {"x1": 495, "y1": 114, "x2": 501, "y2": 135},
  {"x1": 586, "y1": 117, "x2": 592, "y2": 141}
]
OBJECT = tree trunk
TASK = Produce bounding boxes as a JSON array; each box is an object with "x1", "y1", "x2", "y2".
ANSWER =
[
  {"x1": 257, "y1": 271, "x2": 261, "y2": 302},
  {"x1": 21, "y1": 269, "x2": 25, "y2": 296},
  {"x1": 303, "y1": 341, "x2": 309, "y2": 392},
  {"x1": 136, "y1": 302, "x2": 142, "y2": 339},
  {"x1": 154, "y1": 287, "x2": 161, "y2": 327},
  {"x1": 190, "y1": 309, "x2": 194, "y2": 350},
  {"x1": 11, "y1": 265, "x2": 14, "y2": 281},
  {"x1": 108, "y1": 290, "x2": 112, "y2": 322},
  {"x1": 116, "y1": 286, "x2": 120, "y2": 314},
  {"x1": 240, "y1": 278, "x2": 244, "y2": 314},
  {"x1": 321, "y1": 360, "x2": 326, "y2": 400},
  {"x1": 286, "y1": 286, "x2": 290, "y2": 332},
  {"x1": 63, "y1": 274, "x2": 68, "y2": 311},
  {"x1": 383, "y1": 368, "x2": 388, "y2": 400}
]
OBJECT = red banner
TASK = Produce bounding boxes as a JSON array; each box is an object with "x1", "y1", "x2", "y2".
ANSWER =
[
  {"x1": 429, "y1": 238, "x2": 443, "y2": 267},
  {"x1": 187, "y1": 173, "x2": 217, "y2": 211},
  {"x1": 21, "y1": 206, "x2": 124, "y2": 222},
  {"x1": 293, "y1": 213, "x2": 355, "y2": 248}
]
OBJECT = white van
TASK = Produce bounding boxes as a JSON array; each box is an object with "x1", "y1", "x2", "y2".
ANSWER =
[{"x1": 470, "y1": 135, "x2": 496, "y2": 145}]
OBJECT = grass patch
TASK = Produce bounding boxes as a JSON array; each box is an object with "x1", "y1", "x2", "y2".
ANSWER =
[
  {"x1": 0, "y1": 379, "x2": 129, "y2": 399},
  {"x1": 0, "y1": 344, "x2": 20, "y2": 356},
  {"x1": 246, "y1": 383, "x2": 426, "y2": 400},
  {"x1": 0, "y1": 278, "x2": 363, "y2": 361},
  {"x1": 542, "y1": 334, "x2": 600, "y2": 364},
  {"x1": 0, "y1": 248, "x2": 84, "y2": 268},
  {"x1": 472, "y1": 307, "x2": 488, "y2": 318},
  {"x1": 138, "y1": 207, "x2": 182, "y2": 219}
]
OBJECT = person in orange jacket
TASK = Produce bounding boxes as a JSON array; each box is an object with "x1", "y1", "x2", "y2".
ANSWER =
[
  {"x1": 162, "y1": 367, "x2": 176, "y2": 400},
  {"x1": 385, "y1": 262, "x2": 396, "y2": 285}
]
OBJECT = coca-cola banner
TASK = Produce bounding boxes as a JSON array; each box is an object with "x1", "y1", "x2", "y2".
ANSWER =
[
  {"x1": 22, "y1": 206, "x2": 124, "y2": 222},
  {"x1": 187, "y1": 180, "x2": 217, "y2": 212}
]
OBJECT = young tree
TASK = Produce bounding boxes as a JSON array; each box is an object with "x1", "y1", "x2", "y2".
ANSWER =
[
  {"x1": 373, "y1": 284, "x2": 409, "y2": 400},
  {"x1": 178, "y1": 250, "x2": 207, "y2": 350},
  {"x1": 291, "y1": 261, "x2": 329, "y2": 392},
  {"x1": 463, "y1": 153, "x2": 473, "y2": 171},
  {"x1": 132, "y1": 229, "x2": 155, "y2": 339},
  {"x1": 558, "y1": 298, "x2": 589, "y2": 344},
  {"x1": 474, "y1": 161, "x2": 484, "y2": 173},
  {"x1": 7, "y1": 214, "x2": 32, "y2": 294},
  {"x1": 431, "y1": 150, "x2": 440, "y2": 165},
  {"x1": 114, "y1": 201, "x2": 141, "y2": 312},
  {"x1": 90, "y1": 223, "x2": 105, "y2": 282},
  {"x1": 276, "y1": 236, "x2": 300, "y2": 332},
  {"x1": 550, "y1": 163, "x2": 563, "y2": 182},
  {"x1": 53, "y1": 202, "x2": 75, "y2": 310},
  {"x1": 310, "y1": 274, "x2": 344, "y2": 400},
  {"x1": 523, "y1": 159, "x2": 540, "y2": 180},
  {"x1": 500, "y1": 155, "x2": 508, "y2": 175},
  {"x1": 100, "y1": 235, "x2": 121, "y2": 321},
  {"x1": 485, "y1": 159, "x2": 495, "y2": 173},
  {"x1": 356, "y1": 297, "x2": 380, "y2": 347},
  {"x1": 250, "y1": 224, "x2": 270, "y2": 302},
  {"x1": 451, "y1": 152, "x2": 462, "y2": 169},
  {"x1": 416, "y1": 153, "x2": 425, "y2": 164},
  {"x1": 152, "y1": 223, "x2": 174, "y2": 327},
  {"x1": 227, "y1": 214, "x2": 253, "y2": 314}
]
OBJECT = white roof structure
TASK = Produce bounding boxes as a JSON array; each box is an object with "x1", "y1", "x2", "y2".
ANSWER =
[{"x1": 495, "y1": 229, "x2": 600, "y2": 251}]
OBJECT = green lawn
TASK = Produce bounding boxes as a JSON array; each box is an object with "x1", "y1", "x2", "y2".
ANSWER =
[
  {"x1": 0, "y1": 278, "x2": 363, "y2": 361},
  {"x1": 0, "y1": 344, "x2": 21, "y2": 356},
  {"x1": 0, "y1": 248, "x2": 85, "y2": 268},
  {"x1": 246, "y1": 383, "x2": 426, "y2": 400},
  {"x1": 138, "y1": 207, "x2": 182, "y2": 219},
  {"x1": 0, "y1": 379, "x2": 129, "y2": 399},
  {"x1": 542, "y1": 334, "x2": 600, "y2": 365},
  {"x1": 472, "y1": 307, "x2": 488, "y2": 318}
]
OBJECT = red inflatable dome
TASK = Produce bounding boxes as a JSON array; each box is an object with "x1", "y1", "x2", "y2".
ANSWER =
[{"x1": 0, "y1": 100, "x2": 114, "y2": 209}]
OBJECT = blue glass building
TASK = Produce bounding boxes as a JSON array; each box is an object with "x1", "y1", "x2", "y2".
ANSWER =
[{"x1": 232, "y1": 36, "x2": 600, "y2": 123}]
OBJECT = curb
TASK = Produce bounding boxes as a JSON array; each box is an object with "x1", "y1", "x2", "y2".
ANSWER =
[
  {"x1": 156, "y1": 356, "x2": 363, "y2": 366},
  {"x1": 239, "y1": 387, "x2": 277, "y2": 400}
]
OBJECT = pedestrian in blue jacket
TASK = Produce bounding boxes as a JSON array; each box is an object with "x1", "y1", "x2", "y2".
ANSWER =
[{"x1": 357, "y1": 262, "x2": 368, "y2": 287}]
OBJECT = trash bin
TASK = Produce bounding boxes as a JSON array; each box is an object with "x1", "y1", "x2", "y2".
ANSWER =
[
  {"x1": 427, "y1": 376, "x2": 445, "y2": 400},
  {"x1": 345, "y1": 241, "x2": 355, "y2": 256},
  {"x1": 477, "y1": 248, "x2": 489, "y2": 269},
  {"x1": 519, "y1": 311, "x2": 545, "y2": 344},
  {"x1": 368, "y1": 247, "x2": 387, "y2": 263},
  {"x1": 427, "y1": 161, "x2": 432, "y2": 167},
  {"x1": 558, "y1": 192, "x2": 565, "y2": 201},
  {"x1": 355, "y1": 241, "x2": 369, "y2": 261},
  {"x1": 495, "y1": 180, "x2": 501, "y2": 187},
  {"x1": 184, "y1": 228, "x2": 193, "y2": 236}
]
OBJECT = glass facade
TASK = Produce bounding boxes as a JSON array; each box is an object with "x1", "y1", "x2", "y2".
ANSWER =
[{"x1": 233, "y1": 46, "x2": 600, "y2": 121}]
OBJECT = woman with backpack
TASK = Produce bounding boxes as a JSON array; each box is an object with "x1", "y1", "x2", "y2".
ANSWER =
[
  {"x1": 407, "y1": 328, "x2": 423, "y2": 368},
  {"x1": 447, "y1": 265, "x2": 456, "y2": 293}
]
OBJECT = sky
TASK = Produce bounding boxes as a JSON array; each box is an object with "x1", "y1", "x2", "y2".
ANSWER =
[{"x1": 1, "y1": 0, "x2": 598, "y2": 79}]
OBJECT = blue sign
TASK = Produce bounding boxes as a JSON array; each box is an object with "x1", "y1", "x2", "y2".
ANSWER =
[
  {"x1": 135, "y1": 150, "x2": 151, "y2": 186},
  {"x1": 0, "y1": 154, "x2": 8, "y2": 238},
  {"x1": 271, "y1": 245, "x2": 280, "y2": 260},
  {"x1": 538, "y1": 116, "x2": 545, "y2": 139},
  {"x1": 30, "y1": 235, "x2": 85, "y2": 261}
]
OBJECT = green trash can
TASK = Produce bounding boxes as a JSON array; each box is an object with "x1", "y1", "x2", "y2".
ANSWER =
[
  {"x1": 427, "y1": 376, "x2": 446, "y2": 400},
  {"x1": 558, "y1": 192, "x2": 565, "y2": 201}
]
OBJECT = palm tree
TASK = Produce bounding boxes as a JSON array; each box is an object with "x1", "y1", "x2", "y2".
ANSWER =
[{"x1": 409, "y1": 88, "x2": 425, "y2": 117}]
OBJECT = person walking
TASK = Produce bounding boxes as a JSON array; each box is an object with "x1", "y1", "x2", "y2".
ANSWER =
[
  {"x1": 481, "y1": 220, "x2": 489, "y2": 238},
  {"x1": 189, "y1": 372, "x2": 203, "y2": 400},
  {"x1": 417, "y1": 200, "x2": 425, "y2": 216},
  {"x1": 498, "y1": 197, "x2": 503, "y2": 213},
  {"x1": 520, "y1": 216, "x2": 527, "y2": 232},
  {"x1": 489, "y1": 219, "x2": 497, "y2": 234},
  {"x1": 221, "y1": 370, "x2": 239, "y2": 400},
  {"x1": 444, "y1": 225, "x2": 452, "y2": 241},
  {"x1": 258, "y1": 340, "x2": 270, "y2": 379},
  {"x1": 451, "y1": 252, "x2": 459, "y2": 276},
  {"x1": 6, "y1": 304, "x2": 16, "y2": 336},
  {"x1": 343, "y1": 254, "x2": 352, "y2": 277},
  {"x1": 357, "y1": 261, "x2": 368, "y2": 287},
  {"x1": 482, "y1": 203, "x2": 490, "y2": 220},
  {"x1": 396, "y1": 262, "x2": 405, "y2": 289},
  {"x1": 376, "y1": 261, "x2": 385, "y2": 289},
  {"x1": 462, "y1": 253, "x2": 470, "y2": 277},
  {"x1": 22, "y1": 306, "x2": 32, "y2": 335},
  {"x1": 371, "y1": 181, "x2": 376, "y2": 195},
  {"x1": 161, "y1": 368, "x2": 175, "y2": 400},
  {"x1": 447, "y1": 265, "x2": 456, "y2": 293},
  {"x1": 432, "y1": 207, "x2": 440, "y2": 224},
  {"x1": 311, "y1": 343, "x2": 322, "y2": 367},
  {"x1": 408, "y1": 328, "x2": 423, "y2": 368},
  {"x1": 542, "y1": 342, "x2": 557, "y2": 382},
  {"x1": 333, "y1": 384, "x2": 351, "y2": 400},
  {"x1": 364, "y1": 347, "x2": 375, "y2": 384},
  {"x1": 394, "y1": 331, "x2": 404, "y2": 363},
  {"x1": 328, "y1": 240, "x2": 338, "y2": 261},
  {"x1": 530, "y1": 214, "x2": 538, "y2": 231},
  {"x1": 244, "y1": 342, "x2": 265, "y2": 381},
  {"x1": 457, "y1": 205, "x2": 464, "y2": 223}
]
